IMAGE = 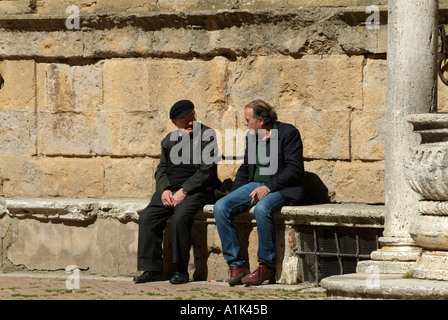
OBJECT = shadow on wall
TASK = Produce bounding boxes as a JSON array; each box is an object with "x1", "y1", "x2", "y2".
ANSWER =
[{"x1": 302, "y1": 171, "x2": 330, "y2": 205}]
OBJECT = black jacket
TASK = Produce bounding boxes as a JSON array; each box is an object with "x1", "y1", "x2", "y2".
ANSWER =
[
  {"x1": 231, "y1": 121, "x2": 305, "y2": 205},
  {"x1": 154, "y1": 123, "x2": 220, "y2": 198}
]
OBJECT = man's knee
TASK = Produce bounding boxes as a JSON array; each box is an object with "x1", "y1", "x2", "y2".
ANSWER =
[
  {"x1": 171, "y1": 210, "x2": 194, "y2": 230},
  {"x1": 253, "y1": 202, "x2": 272, "y2": 219},
  {"x1": 213, "y1": 198, "x2": 228, "y2": 220},
  {"x1": 138, "y1": 207, "x2": 152, "y2": 225}
]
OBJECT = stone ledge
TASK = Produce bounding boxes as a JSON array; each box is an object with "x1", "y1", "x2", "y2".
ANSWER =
[
  {"x1": 205, "y1": 203, "x2": 384, "y2": 228},
  {"x1": 0, "y1": 7, "x2": 382, "y2": 30},
  {"x1": 320, "y1": 273, "x2": 448, "y2": 300},
  {"x1": 0, "y1": 197, "x2": 147, "y2": 222},
  {"x1": 0, "y1": 197, "x2": 384, "y2": 227},
  {"x1": 0, "y1": 3, "x2": 390, "y2": 21},
  {"x1": 0, "y1": 6, "x2": 389, "y2": 59}
]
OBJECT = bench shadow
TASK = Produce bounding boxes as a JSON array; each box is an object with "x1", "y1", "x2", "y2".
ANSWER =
[{"x1": 302, "y1": 171, "x2": 331, "y2": 205}]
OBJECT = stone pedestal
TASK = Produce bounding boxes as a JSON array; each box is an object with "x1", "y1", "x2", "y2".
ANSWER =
[
  {"x1": 405, "y1": 113, "x2": 448, "y2": 280},
  {"x1": 321, "y1": 1, "x2": 448, "y2": 299}
]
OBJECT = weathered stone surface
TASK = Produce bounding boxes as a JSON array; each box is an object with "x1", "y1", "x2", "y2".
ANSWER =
[
  {"x1": 38, "y1": 62, "x2": 103, "y2": 112},
  {"x1": 0, "y1": 8, "x2": 390, "y2": 202},
  {"x1": 321, "y1": 273, "x2": 448, "y2": 300},
  {"x1": 409, "y1": 215, "x2": 448, "y2": 252},
  {"x1": 363, "y1": 59, "x2": 387, "y2": 112},
  {"x1": 6, "y1": 217, "x2": 139, "y2": 275},
  {"x1": 367, "y1": 0, "x2": 439, "y2": 276},
  {"x1": 0, "y1": 156, "x2": 43, "y2": 197},
  {"x1": 104, "y1": 158, "x2": 157, "y2": 198},
  {"x1": 438, "y1": 77, "x2": 448, "y2": 112},
  {"x1": 0, "y1": 0, "x2": 35, "y2": 15},
  {"x1": 38, "y1": 112, "x2": 92, "y2": 156},
  {"x1": 217, "y1": 162, "x2": 240, "y2": 183},
  {"x1": 0, "y1": 60, "x2": 35, "y2": 111},
  {"x1": 333, "y1": 160, "x2": 385, "y2": 204},
  {"x1": 29, "y1": 0, "x2": 390, "y2": 15},
  {"x1": 0, "y1": 7, "x2": 390, "y2": 59},
  {"x1": 41, "y1": 157, "x2": 105, "y2": 198},
  {"x1": 296, "y1": 109, "x2": 351, "y2": 160},
  {"x1": 103, "y1": 59, "x2": 150, "y2": 112},
  {"x1": 1, "y1": 199, "x2": 384, "y2": 280},
  {"x1": 338, "y1": 24, "x2": 387, "y2": 54},
  {"x1": 147, "y1": 57, "x2": 229, "y2": 130},
  {"x1": 351, "y1": 111, "x2": 386, "y2": 160},
  {"x1": 0, "y1": 157, "x2": 104, "y2": 198},
  {"x1": 412, "y1": 252, "x2": 448, "y2": 281},
  {"x1": 227, "y1": 56, "x2": 281, "y2": 128},
  {"x1": 0, "y1": 30, "x2": 84, "y2": 58},
  {"x1": 0, "y1": 3, "x2": 392, "y2": 283},
  {"x1": 405, "y1": 146, "x2": 448, "y2": 201},
  {"x1": 0, "y1": 111, "x2": 36, "y2": 156},
  {"x1": 403, "y1": 114, "x2": 448, "y2": 281},
  {"x1": 91, "y1": 111, "x2": 168, "y2": 157},
  {"x1": 279, "y1": 203, "x2": 384, "y2": 227},
  {"x1": 278, "y1": 55, "x2": 364, "y2": 111},
  {"x1": 2, "y1": 198, "x2": 148, "y2": 222}
]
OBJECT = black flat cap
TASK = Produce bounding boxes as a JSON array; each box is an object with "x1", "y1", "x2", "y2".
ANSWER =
[{"x1": 170, "y1": 100, "x2": 195, "y2": 120}]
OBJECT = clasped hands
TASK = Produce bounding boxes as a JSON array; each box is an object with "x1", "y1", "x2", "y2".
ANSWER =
[
  {"x1": 162, "y1": 189, "x2": 186, "y2": 207},
  {"x1": 250, "y1": 185, "x2": 270, "y2": 204}
]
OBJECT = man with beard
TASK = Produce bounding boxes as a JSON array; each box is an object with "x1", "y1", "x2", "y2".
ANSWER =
[{"x1": 213, "y1": 99, "x2": 305, "y2": 286}]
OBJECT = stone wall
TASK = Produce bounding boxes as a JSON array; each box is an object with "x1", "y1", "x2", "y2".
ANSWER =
[
  {"x1": 0, "y1": 198, "x2": 384, "y2": 282},
  {"x1": 0, "y1": 0, "x2": 447, "y2": 280},
  {"x1": 0, "y1": 0, "x2": 396, "y2": 204}
]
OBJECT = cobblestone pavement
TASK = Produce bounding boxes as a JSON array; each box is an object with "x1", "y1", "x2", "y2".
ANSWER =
[{"x1": 0, "y1": 272, "x2": 326, "y2": 301}]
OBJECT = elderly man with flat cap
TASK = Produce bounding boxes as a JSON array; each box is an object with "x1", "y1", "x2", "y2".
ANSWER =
[{"x1": 134, "y1": 100, "x2": 221, "y2": 284}]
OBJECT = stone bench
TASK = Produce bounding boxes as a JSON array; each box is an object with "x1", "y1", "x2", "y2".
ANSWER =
[{"x1": 0, "y1": 197, "x2": 384, "y2": 284}]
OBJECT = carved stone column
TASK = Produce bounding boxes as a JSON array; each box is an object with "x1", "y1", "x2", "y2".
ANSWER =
[
  {"x1": 358, "y1": 0, "x2": 438, "y2": 274},
  {"x1": 405, "y1": 113, "x2": 448, "y2": 280}
]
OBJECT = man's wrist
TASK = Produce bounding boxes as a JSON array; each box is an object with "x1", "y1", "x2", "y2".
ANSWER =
[
  {"x1": 264, "y1": 184, "x2": 271, "y2": 193},
  {"x1": 181, "y1": 188, "x2": 188, "y2": 195}
]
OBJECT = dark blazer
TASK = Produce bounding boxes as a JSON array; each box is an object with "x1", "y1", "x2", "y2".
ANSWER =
[
  {"x1": 154, "y1": 122, "x2": 220, "y2": 198},
  {"x1": 231, "y1": 121, "x2": 305, "y2": 205}
]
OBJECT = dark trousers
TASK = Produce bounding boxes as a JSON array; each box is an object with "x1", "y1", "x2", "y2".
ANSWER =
[{"x1": 137, "y1": 191, "x2": 207, "y2": 273}]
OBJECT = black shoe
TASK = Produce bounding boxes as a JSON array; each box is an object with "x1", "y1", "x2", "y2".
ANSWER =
[
  {"x1": 169, "y1": 271, "x2": 189, "y2": 284},
  {"x1": 133, "y1": 271, "x2": 164, "y2": 284}
]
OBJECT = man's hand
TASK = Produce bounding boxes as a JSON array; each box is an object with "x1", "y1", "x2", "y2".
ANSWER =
[
  {"x1": 172, "y1": 189, "x2": 187, "y2": 206},
  {"x1": 161, "y1": 189, "x2": 175, "y2": 207},
  {"x1": 249, "y1": 185, "x2": 270, "y2": 204}
]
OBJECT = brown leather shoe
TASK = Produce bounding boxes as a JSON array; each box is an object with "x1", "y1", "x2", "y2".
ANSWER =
[
  {"x1": 241, "y1": 264, "x2": 276, "y2": 286},
  {"x1": 228, "y1": 266, "x2": 249, "y2": 286}
]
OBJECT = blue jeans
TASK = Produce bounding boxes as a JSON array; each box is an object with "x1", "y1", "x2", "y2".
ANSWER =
[{"x1": 213, "y1": 182, "x2": 287, "y2": 268}]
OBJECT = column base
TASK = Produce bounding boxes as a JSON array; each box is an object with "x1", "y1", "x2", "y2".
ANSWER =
[
  {"x1": 357, "y1": 260, "x2": 416, "y2": 274},
  {"x1": 357, "y1": 236, "x2": 421, "y2": 274},
  {"x1": 412, "y1": 251, "x2": 448, "y2": 281}
]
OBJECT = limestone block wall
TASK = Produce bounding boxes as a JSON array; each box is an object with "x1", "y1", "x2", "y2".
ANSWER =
[
  {"x1": 0, "y1": 0, "x2": 404, "y2": 205},
  {"x1": 1, "y1": 0, "x2": 448, "y2": 280}
]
